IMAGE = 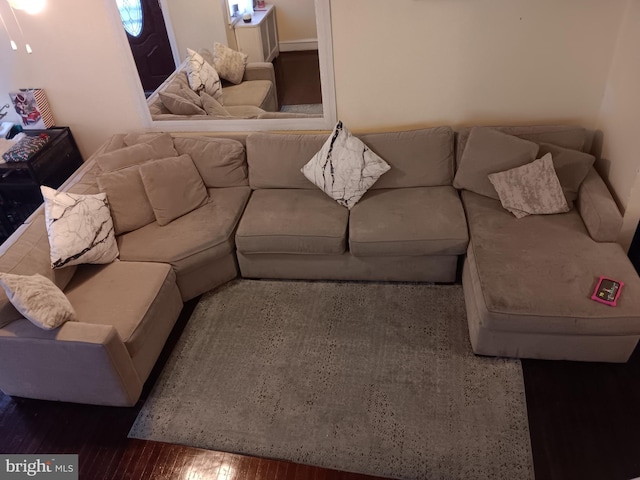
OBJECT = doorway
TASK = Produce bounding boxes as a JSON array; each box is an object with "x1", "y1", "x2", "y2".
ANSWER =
[{"x1": 116, "y1": 0, "x2": 176, "y2": 96}]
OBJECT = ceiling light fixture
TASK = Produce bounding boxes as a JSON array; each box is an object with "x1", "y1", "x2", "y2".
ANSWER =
[{"x1": 7, "y1": 0, "x2": 45, "y2": 15}]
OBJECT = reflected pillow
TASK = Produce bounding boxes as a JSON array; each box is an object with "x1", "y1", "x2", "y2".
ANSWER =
[
  {"x1": 213, "y1": 42, "x2": 248, "y2": 84},
  {"x1": 488, "y1": 153, "x2": 570, "y2": 219},
  {"x1": 186, "y1": 48, "x2": 223, "y2": 104},
  {"x1": 159, "y1": 92, "x2": 206, "y2": 115},
  {"x1": 301, "y1": 121, "x2": 391, "y2": 209},
  {"x1": 200, "y1": 91, "x2": 232, "y2": 117}
]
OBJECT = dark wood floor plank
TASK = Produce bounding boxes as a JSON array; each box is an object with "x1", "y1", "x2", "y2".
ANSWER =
[{"x1": 273, "y1": 50, "x2": 322, "y2": 106}]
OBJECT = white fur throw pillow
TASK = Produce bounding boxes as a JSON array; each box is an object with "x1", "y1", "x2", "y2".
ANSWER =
[
  {"x1": 0, "y1": 273, "x2": 76, "y2": 330},
  {"x1": 301, "y1": 121, "x2": 391, "y2": 209},
  {"x1": 488, "y1": 153, "x2": 570, "y2": 219},
  {"x1": 41, "y1": 186, "x2": 119, "y2": 269},
  {"x1": 213, "y1": 42, "x2": 248, "y2": 84},
  {"x1": 186, "y1": 48, "x2": 224, "y2": 104}
]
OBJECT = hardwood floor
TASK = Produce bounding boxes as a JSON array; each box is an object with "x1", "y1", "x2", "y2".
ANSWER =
[
  {"x1": 2, "y1": 295, "x2": 640, "y2": 479},
  {"x1": 273, "y1": 50, "x2": 322, "y2": 106}
]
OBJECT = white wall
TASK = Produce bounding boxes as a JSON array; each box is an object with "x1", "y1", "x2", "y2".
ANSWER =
[
  {"x1": 164, "y1": 0, "x2": 228, "y2": 63},
  {"x1": 0, "y1": 0, "x2": 144, "y2": 157},
  {"x1": 331, "y1": 0, "x2": 627, "y2": 130},
  {"x1": 270, "y1": 0, "x2": 316, "y2": 44},
  {"x1": 595, "y1": 0, "x2": 640, "y2": 251}
]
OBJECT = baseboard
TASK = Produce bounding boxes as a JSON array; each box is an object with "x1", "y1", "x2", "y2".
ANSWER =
[{"x1": 279, "y1": 39, "x2": 318, "y2": 52}]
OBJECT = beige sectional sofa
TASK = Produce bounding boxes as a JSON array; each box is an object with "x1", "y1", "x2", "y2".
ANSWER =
[{"x1": 0, "y1": 124, "x2": 639, "y2": 407}]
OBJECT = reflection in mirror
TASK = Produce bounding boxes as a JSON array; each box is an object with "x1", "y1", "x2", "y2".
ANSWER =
[{"x1": 109, "y1": 0, "x2": 336, "y2": 131}]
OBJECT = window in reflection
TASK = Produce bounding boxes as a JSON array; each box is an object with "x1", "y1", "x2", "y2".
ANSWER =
[{"x1": 116, "y1": 0, "x2": 143, "y2": 37}]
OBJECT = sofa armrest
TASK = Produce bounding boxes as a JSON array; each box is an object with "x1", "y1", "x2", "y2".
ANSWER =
[
  {"x1": 0, "y1": 320, "x2": 143, "y2": 406},
  {"x1": 243, "y1": 62, "x2": 276, "y2": 84},
  {"x1": 576, "y1": 167, "x2": 623, "y2": 242}
]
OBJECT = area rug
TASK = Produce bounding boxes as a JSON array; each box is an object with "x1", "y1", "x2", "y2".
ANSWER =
[
  {"x1": 280, "y1": 103, "x2": 323, "y2": 114},
  {"x1": 129, "y1": 279, "x2": 534, "y2": 480}
]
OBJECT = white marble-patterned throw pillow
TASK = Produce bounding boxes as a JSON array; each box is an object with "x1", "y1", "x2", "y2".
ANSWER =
[
  {"x1": 0, "y1": 273, "x2": 76, "y2": 330},
  {"x1": 185, "y1": 48, "x2": 224, "y2": 104},
  {"x1": 213, "y1": 42, "x2": 248, "y2": 84},
  {"x1": 488, "y1": 153, "x2": 570, "y2": 219},
  {"x1": 301, "y1": 121, "x2": 391, "y2": 209},
  {"x1": 41, "y1": 186, "x2": 119, "y2": 269}
]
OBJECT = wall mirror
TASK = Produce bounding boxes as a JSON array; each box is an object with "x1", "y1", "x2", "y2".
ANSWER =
[{"x1": 107, "y1": 0, "x2": 336, "y2": 132}]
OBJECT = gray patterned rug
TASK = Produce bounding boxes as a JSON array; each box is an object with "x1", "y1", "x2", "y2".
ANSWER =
[
  {"x1": 129, "y1": 279, "x2": 534, "y2": 480},
  {"x1": 280, "y1": 103, "x2": 323, "y2": 114}
]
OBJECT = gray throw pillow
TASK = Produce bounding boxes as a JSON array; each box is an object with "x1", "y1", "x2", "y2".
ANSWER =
[
  {"x1": 488, "y1": 153, "x2": 570, "y2": 219},
  {"x1": 200, "y1": 91, "x2": 232, "y2": 117},
  {"x1": 159, "y1": 92, "x2": 206, "y2": 115},
  {"x1": 453, "y1": 127, "x2": 539, "y2": 199},
  {"x1": 139, "y1": 155, "x2": 209, "y2": 226},
  {"x1": 537, "y1": 142, "x2": 595, "y2": 206},
  {"x1": 97, "y1": 165, "x2": 156, "y2": 235}
]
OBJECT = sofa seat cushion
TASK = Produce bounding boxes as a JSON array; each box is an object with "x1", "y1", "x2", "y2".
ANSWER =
[
  {"x1": 236, "y1": 189, "x2": 348, "y2": 255},
  {"x1": 223, "y1": 80, "x2": 274, "y2": 110},
  {"x1": 349, "y1": 187, "x2": 469, "y2": 257},
  {"x1": 462, "y1": 190, "x2": 640, "y2": 335},
  {"x1": 63, "y1": 260, "x2": 177, "y2": 358},
  {"x1": 117, "y1": 187, "x2": 250, "y2": 274}
]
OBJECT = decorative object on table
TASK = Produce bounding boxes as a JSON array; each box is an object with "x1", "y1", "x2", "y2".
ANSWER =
[
  {"x1": 242, "y1": 12, "x2": 252, "y2": 22},
  {"x1": 2, "y1": 132, "x2": 49, "y2": 162},
  {"x1": 8, "y1": 88, "x2": 54, "y2": 129},
  {"x1": 591, "y1": 276, "x2": 624, "y2": 306}
]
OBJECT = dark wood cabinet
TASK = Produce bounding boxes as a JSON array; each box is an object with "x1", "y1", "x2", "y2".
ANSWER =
[{"x1": 0, "y1": 127, "x2": 83, "y2": 242}]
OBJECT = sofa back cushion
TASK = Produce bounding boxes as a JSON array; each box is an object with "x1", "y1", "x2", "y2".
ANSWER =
[
  {"x1": 246, "y1": 127, "x2": 455, "y2": 190},
  {"x1": 456, "y1": 125, "x2": 589, "y2": 167},
  {"x1": 358, "y1": 127, "x2": 454, "y2": 188},
  {"x1": 173, "y1": 137, "x2": 248, "y2": 187},
  {"x1": 247, "y1": 133, "x2": 327, "y2": 189}
]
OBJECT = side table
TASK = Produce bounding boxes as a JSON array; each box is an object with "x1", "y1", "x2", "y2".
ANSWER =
[{"x1": 0, "y1": 127, "x2": 83, "y2": 242}]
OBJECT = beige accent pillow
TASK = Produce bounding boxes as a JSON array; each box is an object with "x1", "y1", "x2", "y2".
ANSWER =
[
  {"x1": 41, "y1": 186, "x2": 119, "y2": 268},
  {"x1": 159, "y1": 92, "x2": 206, "y2": 115},
  {"x1": 0, "y1": 273, "x2": 76, "y2": 330},
  {"x1": 179, "y1": 86, "x2": 203, "y2": 106},
  {"x1": 213, "y1": 42, "x2": 248, "y2": 84},
  {"x1": 537, "y1": 142, "x2": 595, "y2": 206},
  {"x1": 98, "y1": 134, "x2": 178, "y2": 172},
  {"x1": 139, "y1": 154, "x2": 209, "y2": 226},
  {"x1": 173, "y1": 136, "x2": 247, "y2": 187},
  {"x1": 200, "y1": 92, "x2": 232, "y2": 117},
  {"x1": 488, "y1": 153, "x2": 570, "y2": 219},
  {"x1": 301, "y1": 121, "x2": 391, "y2": 209},
  {"x1": 97, "y1": 165, "x2": 156, "y2": 235},
  {"x1": 454, "y1": 127, "x2": 539, "y2": 199},
  {"x1": 186, "y1": 48, "x2": 223, "y2": 104}
]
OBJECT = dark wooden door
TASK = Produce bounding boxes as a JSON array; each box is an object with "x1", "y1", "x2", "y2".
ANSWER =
[{"x1": 120, "y1": 0, "x2": 176, "y2": 95}]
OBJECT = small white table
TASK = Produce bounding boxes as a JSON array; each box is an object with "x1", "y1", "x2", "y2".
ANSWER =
[{"x1": 234, "y1": 4, "x2": 279, "y2": 63}]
